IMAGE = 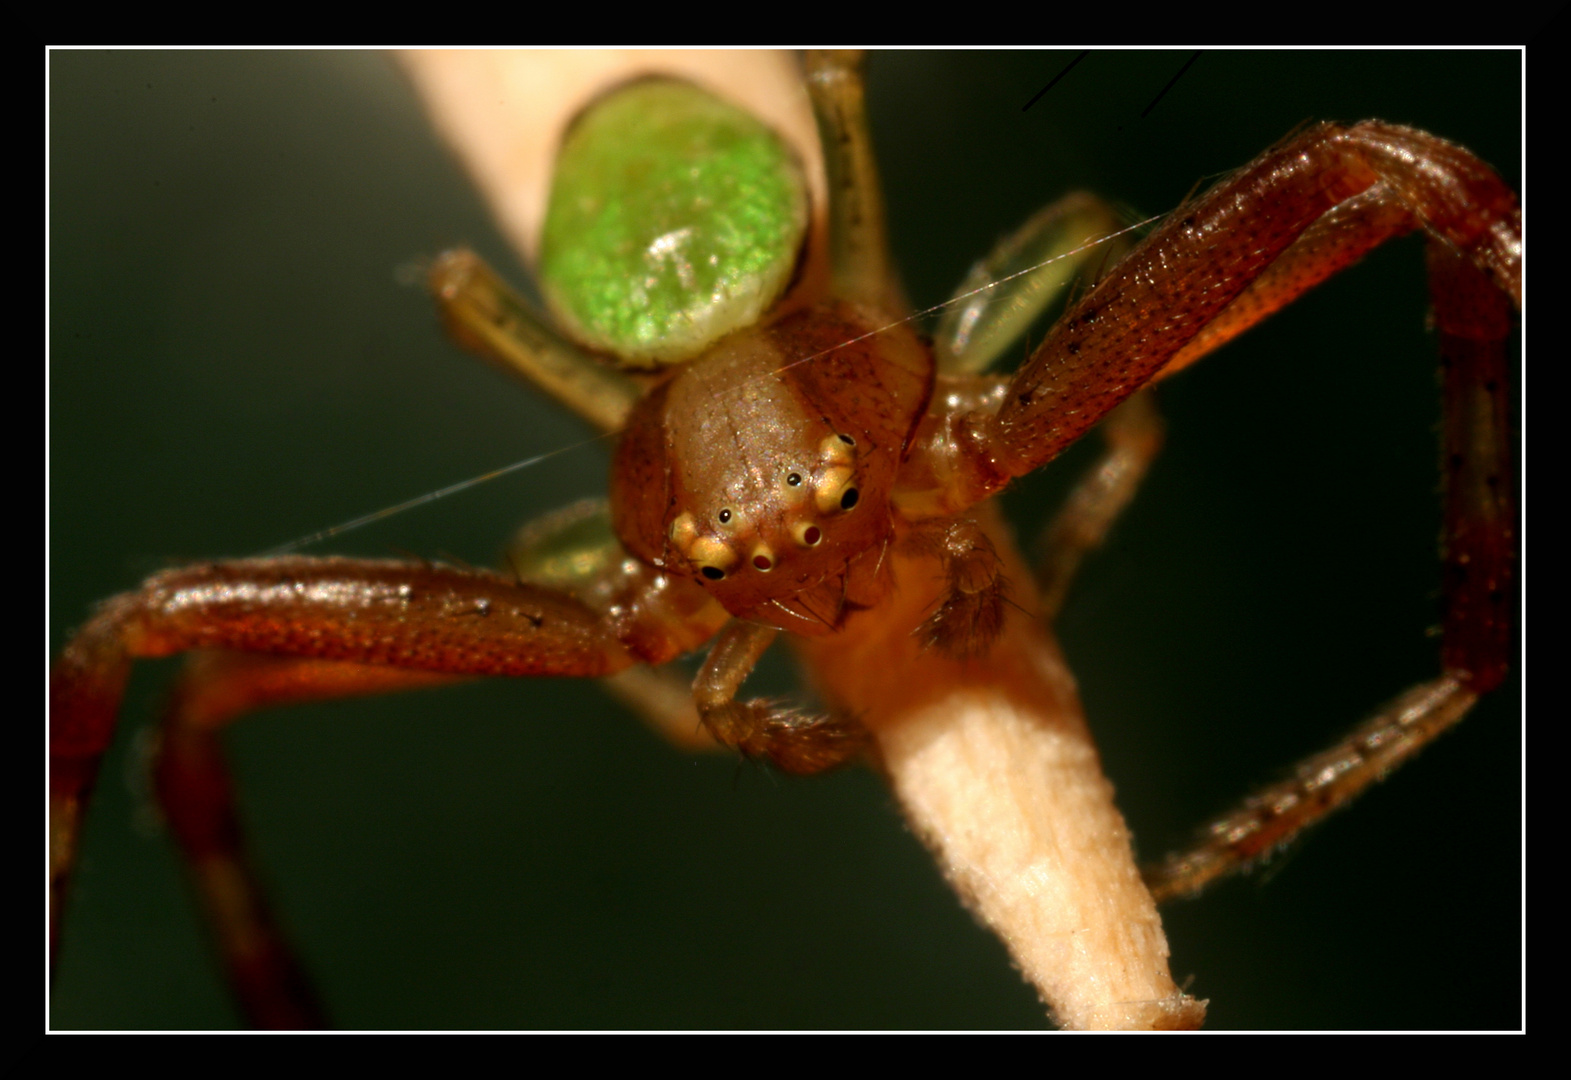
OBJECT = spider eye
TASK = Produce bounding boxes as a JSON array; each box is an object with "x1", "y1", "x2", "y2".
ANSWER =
[
  {"x1": 815, "y1": 465, "x2": 856, "y2": 515},
  {"x1": 793, "y1": 522, "x2": 822, "y2": 547},
  {"x1": 684, "y1": 535, "x2": 737, "y2": 580},
  {"x1": 717, "y1": 508, "x2": 732, "y2": 524},
  {"x1": 819, "y1": 433, "x2": 856, "y2": 468},
  {"x1": 786, "y1": 472, "x2": 802, "y2": 486}
]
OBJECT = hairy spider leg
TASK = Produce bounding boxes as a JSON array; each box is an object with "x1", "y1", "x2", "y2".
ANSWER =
[
  {"x1": 50, "y1": 557, "x2": 727, "y2": 1026},
  {"x1": 1143, "y1": 232, "x2": 1515, "y2": 899},
  {"x1": 897, "y1": 120, "x2": 1518, "y2": 896}
]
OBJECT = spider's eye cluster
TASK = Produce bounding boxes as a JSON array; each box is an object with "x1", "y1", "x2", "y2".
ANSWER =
[{"x1": 667, "y1": 433, "x2": 862, "y2": 583}]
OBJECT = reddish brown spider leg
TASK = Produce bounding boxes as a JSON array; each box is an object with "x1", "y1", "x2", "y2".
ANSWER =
[
  {"x1": 501, "y1": 499, "x2": 720, "y2": 753},
  {"x1": 153, "y1": 653, "x2": 464, "y2": 1028},
  {"x1": 901, "y1": 122, "x2": 1518, "y2": 899},
  {"x1": 913, "y1": 122, "x2": 1517, "y2": 899},
  {"x1": 693, "y1": 619, "x2": 870, "y2": 774},
  {"x1": 50, "y1": 557, "x2": 647, "y2": 966},
  {"x1": 1432, "y1": 242, "x2": 1515, "y2": 694},
  {"x1": 1033, "y1": 389, "x2": 1164, "y2": 623},
  {"x1": 1153, "y1": 186, "x2": 1417, "y2": 380},
  {"x1": 1143, "y1": 228, "x2": 1517, "y2": 902},
  {"x1": 152, "y1": 616, "x2": 718, "y2": 1030},
  {"x1": 1144, "y1": 675, "x2": 1482, "y2": 901},
  {"x1": 941, "y1": 120, "x2": 1519, "y2": 504}
]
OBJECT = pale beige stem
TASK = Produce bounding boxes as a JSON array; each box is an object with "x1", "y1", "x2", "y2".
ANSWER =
[
  {"x1": 798, "y1": 516, "x2": 1202, "y2": 1030},
  {"x1": 873, "y1": 680, "x2": 1201, "y2": 1029}
]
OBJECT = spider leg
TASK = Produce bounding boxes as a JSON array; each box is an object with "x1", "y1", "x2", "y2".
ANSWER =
[
  {"x1": 899, "y1": 121, "x2": 1519, "y2": 899},
  {"x1": 51, "y1": 556, "x2": 678, "y2": 975},
  {"x1": 52, "y1": 542, "x2": 734, "y2": 1028},
  {"x1": 429, "y1": 248, "x2": 641, "y2": 434},
  {"x1": 951, "y1": 120, "x2": 1518, "y2": 689},
  {"x1": 503, "y1": 497, "x2": 719, "y2": 752},
  {"x1": 1151, "y1": 185, "x2": 1417, "y2": 380},
  {"x1": 152, "y1": 652, "x2": 465, "y2": 1028},
  {"x1": 693, "y1": 620, "x2": 869, "y2": 775},
  {"x1": 1145, "y1": 225, "x2": 1516, "y2": 898},
  {"x1": 151, "y1": 654, "x2": 715, "y2": 1029},
  {"x1": 1033, "y1": 388, "x2": 1164, "y2": 624},
  {"x1": 804, "y1": 50, "x2": 905, "y2": 316},
  {"x1": 905, "y1": 122, "x2": 1517, "y2": 898},
  {"x1": 1144, "y1": 676, "x2": 1478, "y2": 901},
  {"x1": 934, "y1": 191, "x2": 1130, "y2": 377},
  {"x1": 942, "y1": 121, "x2": 1519, "y2": 505},
  {"x1": 1430, "y1": 242, "x2": 1515, "y2": 694}
]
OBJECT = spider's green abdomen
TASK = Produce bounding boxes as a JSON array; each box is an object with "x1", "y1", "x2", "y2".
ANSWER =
[{"x1": 539, "y1": 77, "x2": 810, "y2": 368}]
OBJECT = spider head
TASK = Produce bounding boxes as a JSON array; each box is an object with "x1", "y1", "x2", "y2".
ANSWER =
[
  {"x1": 659, "y1": 429, "x2": 891, "y2": 634},
  {"x1": 611, "y1": 303, "x2": 933, "y2": 635}
]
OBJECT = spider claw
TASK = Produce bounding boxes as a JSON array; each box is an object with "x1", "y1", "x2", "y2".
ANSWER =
[
  {"x1": 915, "y1": 577, "x2": 1008, "y2": 659},
  {"x1": 904, "y1": 520, "x2": 1009, "y2": 659},
  {"x1": 703, "y1": 698, "x2": 869, "y2": 775}
]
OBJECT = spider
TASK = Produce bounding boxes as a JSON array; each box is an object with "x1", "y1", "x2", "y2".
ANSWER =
[{"x1": 49, "y1": 50, "x2": 1520, "y2": 1030}]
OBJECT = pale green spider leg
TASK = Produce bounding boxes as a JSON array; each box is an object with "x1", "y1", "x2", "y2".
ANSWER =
[
  {"x1": 804, "y1": 50, "x2": 905, "y2": 315},
  {"x1": 429, "y1": 250, "x2": 641, "y2": 435},
  {"x1": 934, "y1": 190, "x2": 1132, "y2": 377},
  {"x1": 500, "y1": 498, "x2": 718, "y2": 751}
]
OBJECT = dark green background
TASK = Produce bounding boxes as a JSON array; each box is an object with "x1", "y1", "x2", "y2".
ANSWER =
[{"x1": 50, "y1": 50, "x2": 1521, "y2": 1030}]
